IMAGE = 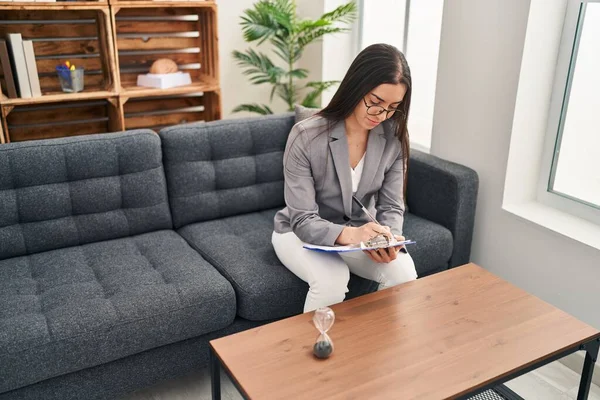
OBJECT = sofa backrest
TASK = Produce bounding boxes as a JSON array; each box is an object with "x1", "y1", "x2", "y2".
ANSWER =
[
  {"x1": 0, "y1": 130, "x2": 172, "y2": 260},
  {"x1": 159, "y1": 113, "x2": 294, "y2": 228}
]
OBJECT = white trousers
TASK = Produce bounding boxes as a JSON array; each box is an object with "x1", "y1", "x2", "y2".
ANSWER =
[{"x1": 272, "y1": 231, "x2": 418, "y2": 313}]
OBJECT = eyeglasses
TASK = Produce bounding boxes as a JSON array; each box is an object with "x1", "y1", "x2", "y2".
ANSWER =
[{"x1": 363, "y1": 97, "x2": 402, "y2": 120}]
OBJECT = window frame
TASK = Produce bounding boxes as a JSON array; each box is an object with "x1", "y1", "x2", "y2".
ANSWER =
[{"x1": 537, "y1": 0, "x2": 600, "y2": 225}]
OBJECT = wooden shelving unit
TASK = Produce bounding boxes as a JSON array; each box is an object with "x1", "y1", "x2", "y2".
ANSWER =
[
  {"x1": 1, "y1": 90, "x2": 117, "y2": 106},
  {"x1": 2, "y1": 3, "x2": 109, "y2": 10},
  {"x1": 0, "y1": 0, "x2": 220, "y2": 143}
]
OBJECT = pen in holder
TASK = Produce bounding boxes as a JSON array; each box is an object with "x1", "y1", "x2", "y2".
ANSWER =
[{"x1": 56, "y1": 65, "x2": 84, "y2": 93}]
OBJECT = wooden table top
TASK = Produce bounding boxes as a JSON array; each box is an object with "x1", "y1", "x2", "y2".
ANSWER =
[{"x1": 210, "y1": 263, "x2": 600, "y2": 399}]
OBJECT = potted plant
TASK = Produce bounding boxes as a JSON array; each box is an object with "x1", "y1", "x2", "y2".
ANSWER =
[{"x1": 233, "y1": 0, "x2": 357, "y2": 114}]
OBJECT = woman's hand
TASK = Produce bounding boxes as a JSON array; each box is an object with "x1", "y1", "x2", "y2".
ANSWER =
[
  {"x1": 364, "y1": 235, "x2": 405, "y2": 264},
  {"x1": 336, "y1": 223, "x2": 392, "y2": 245}
]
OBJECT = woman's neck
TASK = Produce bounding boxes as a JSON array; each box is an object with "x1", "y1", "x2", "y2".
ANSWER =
[{"x1": 344, "y1": 114, "x2": 369, "y2": 139}]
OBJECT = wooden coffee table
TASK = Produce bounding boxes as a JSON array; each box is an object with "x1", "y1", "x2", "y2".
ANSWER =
[{"x1": 209, "y1": 263, "x2": 600, "y2": 399}]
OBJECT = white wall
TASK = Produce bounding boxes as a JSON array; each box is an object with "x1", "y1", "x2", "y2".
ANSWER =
[
  {"x1": 361, "y1": 0, "x2": 406, "y2": 51},
  {"x1": 320, "y1": 0, "x2": 360, "y2": 106},
  {"x1": 360, "y1": 0, "x2": 443, "y2": 150},
  {"x1": 217, "y1": 0, "x2": 324, "y2": 118},
  {"x1": 295, "y1": 0, "x2": 325, "y2": 106},
  {"x1": 432, "y1": 0, "x2": 600, "y2": 329},
  {"x1": 406, "y1": 0, "x2": 443, "y2": 150}
]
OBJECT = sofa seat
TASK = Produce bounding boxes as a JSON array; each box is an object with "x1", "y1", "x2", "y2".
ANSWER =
[
  {"x1": 0, "y1": 230, "x2": 236, "y2": 394},
  {"x1": 177, "y1": 209, "x2": 453, "y2": 321},
  {"x1": 177, "y1": 209, "x2": 307, "y2": 321},
  {"x1": 403, "y1": 213, "x2": 454, "y2": 276},
  {"x1": 177, "y1": 209, "x2": 376, "y2": 321}
]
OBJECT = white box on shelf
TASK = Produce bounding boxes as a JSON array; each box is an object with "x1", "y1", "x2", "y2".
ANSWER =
[{"x1": 136, "y1": 72, "x2": 192, "y2": 89}]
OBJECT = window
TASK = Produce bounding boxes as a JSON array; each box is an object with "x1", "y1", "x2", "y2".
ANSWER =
[
  {"x1": 359, "y1": 0, "x2": 444, "y2": 151},
  {"x1": 539, "y1": 0, "x2": 600, "y2": 224}
]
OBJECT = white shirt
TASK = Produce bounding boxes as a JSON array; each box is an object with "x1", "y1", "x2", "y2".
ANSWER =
[{"x1": 351, "y1": 153, "x2": 366, "y2": 194}]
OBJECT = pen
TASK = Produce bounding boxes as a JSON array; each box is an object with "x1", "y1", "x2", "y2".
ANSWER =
[
  {"x1": 352, "y1": 195, "x2": 381, "y2": 226},
  {"x1": 351, "y1": 195, "x2": 413, "y2": 252}
]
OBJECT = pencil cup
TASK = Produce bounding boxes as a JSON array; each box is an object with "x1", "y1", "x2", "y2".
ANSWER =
[{"x1": 56, "y1": 67, "x2": 84, "y2": 93}]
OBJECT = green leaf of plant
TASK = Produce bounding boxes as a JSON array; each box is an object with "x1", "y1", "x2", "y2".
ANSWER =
[
  {"x1": 232, "y1": 103, "x2": 274, "y2": 115},
  {"x1": 240, "y1": 3, "x2": 280, "y2": 45},
  {"x1": 270, "y1": 84, "x2": 279, "y2": 102},
  {"x1": 269, "y1": 0, "x2": 294, "y2": 34},
  {"x1": 298, "y1": 27, "x2": 345, "y2": 48},
  {"x1": 276, "y1": 84, "x2": 297, "y2": 111},
  {"x1": 305, "y1": 80, "x2": 338, "y2": 89},
  {"x1": 320, "y1": 2, "x2": 358, "y2": 25},
  {"x1": 271, "y1": 36, "x2": 292, "y2": 62},
  {"x1": 273, "y1": 0, "x2": 295, "y2": 19},
  {"x1": 302, "y1": 81, "x2": 339, "y2": 108},
  {"x1": 286, "y1": 68, "x2": 309, "y2": 79},
  {"x1": 295, "y1": 2, "x2": 357, "y2": 48},
  {"x1": 232, "y1": 49, "x2": 285, "y2": 85},
  {"x1": 240, "y1": 0, "x2": 301, "y2": 45},
  {"x1": 297, "y1": 19, "x2": 329, "y2": 33}
]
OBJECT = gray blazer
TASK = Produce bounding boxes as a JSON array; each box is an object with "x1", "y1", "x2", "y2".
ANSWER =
[{"x1": 273, "y1": 115, "x2": 406, "y2": 246}]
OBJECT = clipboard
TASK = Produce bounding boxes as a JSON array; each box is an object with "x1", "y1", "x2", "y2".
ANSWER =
[{"x1": 303, "y1": 239, "x2": 416, "y2": 253}]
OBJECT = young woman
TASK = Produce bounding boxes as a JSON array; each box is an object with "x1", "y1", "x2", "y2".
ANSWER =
[{"x1": 272, "y1": 43, "x2": 417, "y2": 312}]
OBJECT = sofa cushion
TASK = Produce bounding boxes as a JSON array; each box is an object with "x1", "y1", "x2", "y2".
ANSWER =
[
  {"x1": 403, "y1": 213, "x2": 453, "y2": 276},
  {"x1": 0, "y1": 131, "x2": 172, "y2": 261},
  {"x1": 0, "y1": 230, "x2": 236, "y2": 394},
  {"x1": 177, "y1": 208, "x2": 378, "y2": 321},
  {"x1": 294, "y1": 104, "x2": 320, "y2": 123},
  {"x1": 159, "y1": 113, "x2": 295, "y2": 228}
]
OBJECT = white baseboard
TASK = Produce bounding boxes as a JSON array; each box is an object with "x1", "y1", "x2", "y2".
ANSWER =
[{"x1": 558, "y1": 352, "x2": 600, "y2": 387}]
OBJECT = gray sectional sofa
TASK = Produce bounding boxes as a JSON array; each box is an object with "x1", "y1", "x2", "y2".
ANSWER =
[{"x1": 0, "y1": 113, "x2": 478, "y2": 400}]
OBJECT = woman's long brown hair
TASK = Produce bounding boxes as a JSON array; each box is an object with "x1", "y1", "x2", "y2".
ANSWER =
[{"x1": 318, "y1": 43, "x2": 412, "y2": 202}]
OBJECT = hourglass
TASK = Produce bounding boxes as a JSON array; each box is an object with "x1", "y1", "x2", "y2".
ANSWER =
[{"x1": 312, "y1": 307, "x2": 335, "y2": 359}]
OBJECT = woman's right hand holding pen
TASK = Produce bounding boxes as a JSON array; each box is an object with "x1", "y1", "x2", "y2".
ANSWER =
[{"x1": 336, "y1": 222, "x2": 392, "y2": 245}]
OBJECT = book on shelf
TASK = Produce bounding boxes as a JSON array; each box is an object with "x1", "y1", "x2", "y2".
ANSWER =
[
  {"x1": 0, "y1": 40, "x2": 18, "y2": 98},
  {"x1": 6, "y1": 33, "x2": 32, "y2": 99},
  {"x1": 22, "y1": 40, "x2": 41, "y2": 97}
]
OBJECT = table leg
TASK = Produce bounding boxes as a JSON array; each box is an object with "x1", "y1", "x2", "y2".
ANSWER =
[
  {"x1": 210, "y1": 347, "x2": 221, "y2": 400},
  {"x1": 577, "y1": 338, "x2": 600, "y2": 400},
  {"x1": 493, "y1": 384, "x2": 524, "y2": 400}
]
